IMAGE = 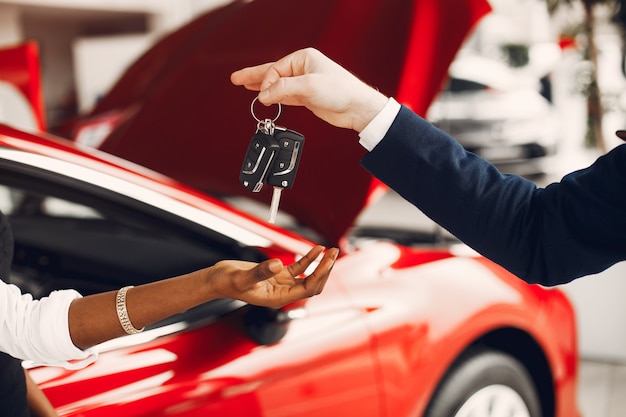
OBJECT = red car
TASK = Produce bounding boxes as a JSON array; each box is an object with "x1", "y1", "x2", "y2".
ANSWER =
[
  {"x1": 1, "y1": 1, "x2": 579, "y2": 415},
  {"x1": 0, "y1": 121, "x2": 578, "y2": 417}
]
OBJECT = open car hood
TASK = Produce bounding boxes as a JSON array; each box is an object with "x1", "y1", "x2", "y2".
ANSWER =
[{"x1": 69, "y1": 0, "x2": 490, "y2": 245}]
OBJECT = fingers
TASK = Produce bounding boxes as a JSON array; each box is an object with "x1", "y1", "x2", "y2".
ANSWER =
[
  {"x1": 286, "y1": 245, "x2": 326, "y2": 277},
  {"x1": 304, "y1": 247, "x2": 339, "y2": 295},
  {"x1": 229, "y1": 58, "x2": 296, "y2": 94},
  {"x1": 230, "y1": 48, "x2": 311, "y2": 88},
  {"x1": 230, "y1": 48, "x2": 318, "y2": 106},
  {"x1": 276, "y1": 245, "x2": 338, "y2": 299},
  {"x1": 249, "y1": 245, "x2": 335, "y2": 286},
  {"x1": 231, "y1": 64, "x2": 293, "y2": 106},
  {"x1": 237, "y1": 246, "x2": 338, "y2": 308},
  {"x1": 230, "y1": 62, "x2": 275, "y2": 90},
  {"x1": 290, "y1": 246, "x2": 339, "y2": 297},
  {"x1": 257, "y1": 48, "x2": 312, "y2": 92}
]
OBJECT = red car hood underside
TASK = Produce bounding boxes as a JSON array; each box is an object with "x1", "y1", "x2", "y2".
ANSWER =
[{"x1": 73, "y1": 0, "x2": 490, "y2": 245}]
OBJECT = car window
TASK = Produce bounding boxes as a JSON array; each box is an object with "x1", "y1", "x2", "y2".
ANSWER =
[{"x1": 0, "y1": 161, "x2": 261, "y2": 328}]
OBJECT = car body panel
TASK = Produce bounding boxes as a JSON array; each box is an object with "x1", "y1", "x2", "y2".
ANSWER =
[
  {"x1": 0, "y1": 123, "x2": 579, "y2": 416},
  {"x1": 334, "y1": 246, "x2": 579, "y2": 417},
  {"x1": 32, "y1": 279, "x2": 381, "y2": 417}
]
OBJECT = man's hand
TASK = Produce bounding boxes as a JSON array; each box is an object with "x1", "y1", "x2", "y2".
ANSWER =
[
  {"x1": 231, "y1": 48, "x2": 388, "y2": 132},
  {"x1": 207, "y1": 245, "x2": 339, "y2": 309}
]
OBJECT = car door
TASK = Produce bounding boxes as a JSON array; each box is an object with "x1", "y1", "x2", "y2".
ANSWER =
[{"x1": 0, "y1": 154, "x2": 381, "y2": 416}]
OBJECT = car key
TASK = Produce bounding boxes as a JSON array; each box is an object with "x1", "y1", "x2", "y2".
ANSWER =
[
  {"x1": 239, "y1": 129, "x2": 279, "y2": 192},
  {"x1": 240, "y1": 98, "x2": 305, "y2": 223},
  {"x1": 267, "y1": 128, "x2": 305, "y2": 189},
  {"x1": 266, "y1": 127, "x2": 305, "y2": 223}
]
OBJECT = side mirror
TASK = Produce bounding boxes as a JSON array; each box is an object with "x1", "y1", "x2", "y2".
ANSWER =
[{"x1": 243, "y1": 304, "x2": 307, "y2": 345}]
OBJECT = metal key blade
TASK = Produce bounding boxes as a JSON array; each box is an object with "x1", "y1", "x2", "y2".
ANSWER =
[{"x1": 268, "y1": 186, "x2": 282, "y2": 224}]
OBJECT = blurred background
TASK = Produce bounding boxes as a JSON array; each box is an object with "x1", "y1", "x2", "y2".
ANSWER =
[{"x1": 1, "y1": 0, "x2": 626, "y2": 414}]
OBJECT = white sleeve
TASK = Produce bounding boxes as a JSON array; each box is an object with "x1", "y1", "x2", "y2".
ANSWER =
[
  {"x1": 0, "y1": 280, "x2": 97, "y2": 368},
  {"x1": 358, "y1": 97, "x2": 402, "y2": 151}
]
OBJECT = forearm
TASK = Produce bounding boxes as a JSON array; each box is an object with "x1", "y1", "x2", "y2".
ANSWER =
[
  {"x1": 362, "y1": 106, "x2": 626, "y2": 284},
  {"x1": 68, "y1": 268, "x2": 212, "y2": 349},
  {"x1": 361, "y1": 107, "x2": 545, "y2": 282},
  {"x1": 68, "y1": 245, "x2": 337, "y2": 350}
]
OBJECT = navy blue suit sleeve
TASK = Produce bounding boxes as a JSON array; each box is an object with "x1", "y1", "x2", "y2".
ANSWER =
[{"x1": 361, "y1": 106, "x2": 626, "y2": 285}]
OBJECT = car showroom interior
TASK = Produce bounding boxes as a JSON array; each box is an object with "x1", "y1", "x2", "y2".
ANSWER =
[{"x1": 0, "y1": 0, "x2": 625, "y2": 416}]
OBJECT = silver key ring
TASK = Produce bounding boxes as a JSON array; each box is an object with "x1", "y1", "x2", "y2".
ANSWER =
[{"x1": 250, "y1": 97, "x2": 282, "y2": 123}]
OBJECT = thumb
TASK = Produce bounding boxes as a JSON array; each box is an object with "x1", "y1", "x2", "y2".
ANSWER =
[{"x1": 252, "y1": 258, "x2": 283, "y2": 281}]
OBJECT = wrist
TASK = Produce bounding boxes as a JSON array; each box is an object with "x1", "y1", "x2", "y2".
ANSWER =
[
  {"x1": 352, "y1": 90, "x2": 389, "y2": 132},
  {"x1": 200, "y1": 264, "x2": 223, "y2": 300},
  {"x1": 358, "y1": 97, "x2": 401, "y2": 151}
]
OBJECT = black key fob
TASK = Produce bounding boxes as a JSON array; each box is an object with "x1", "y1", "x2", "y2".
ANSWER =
[
  {"x1": 267, "y1": 128, "x2": 305, "y2": 189},
  {"x1": 239, "y1": 131, "x2": 279, "y2": 192}
]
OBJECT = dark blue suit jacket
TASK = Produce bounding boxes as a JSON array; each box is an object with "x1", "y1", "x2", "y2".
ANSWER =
[{"x1": 361, "y1": 106, "x2": 626, "y2": 286}]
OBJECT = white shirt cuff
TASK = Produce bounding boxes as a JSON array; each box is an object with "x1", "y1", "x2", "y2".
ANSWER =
[{"x1": 358, "y1": 97, "x2": 401, "y2": 151}]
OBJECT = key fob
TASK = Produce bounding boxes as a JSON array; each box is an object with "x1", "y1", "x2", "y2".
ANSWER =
[
  {"x1": 267, "y1": 128, "x2": 305, "y2": 189},
  {"x1": 239, "y1": 131, "x2": 280, "y2": 192}
]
